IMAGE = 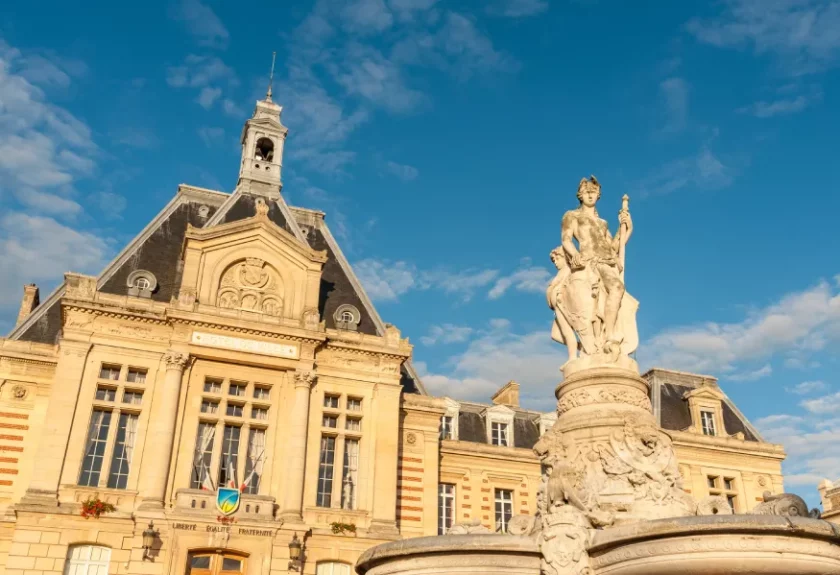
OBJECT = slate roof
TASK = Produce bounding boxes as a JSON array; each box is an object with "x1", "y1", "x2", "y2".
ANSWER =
[
  {"x1": 8, "y1": 185, "x2": 425, "y2": 394},
  {"x1": 455, "y1": 404, "x2": 546, "y2": 447}
]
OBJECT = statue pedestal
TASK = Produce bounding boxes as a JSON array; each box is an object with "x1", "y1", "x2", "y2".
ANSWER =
[{"x1": 549, "y1": 364, "x2": 695, "y2": 526}]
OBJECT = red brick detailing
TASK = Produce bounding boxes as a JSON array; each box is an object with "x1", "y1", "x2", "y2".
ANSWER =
[
  {"x1": 519, "y1": 492, "x2": 529, "y2": 497},
  {"x1": 463, "y1": 495, "x2": 470, "y2": 500},
  {"x1": 0, "y1": 446, "x2": 23, "y2": 452},
  {"x1": 399, "y1": 486, "x2": 423, "y2": 492},
  {"x1": 0, "y1": 412, "x2": 28, "y2": 420},
  {"x1": 482, "y1": 479, "x2": 489, "y2": 483},
  {"x1": 396, "y1": 515, "x2": 421, "y2": 522},
  {"x1": 0, "y1": 457, "x2": 17, "y2": 463},
  {"x1": 0, "y1": 423, "x2": 28, "y2": 431},
  {"x1": 461, "y1": 486, "x2": 471, "y2": 491},
  {"x1": 481, "y1": 487, "x2": 491, "y2": 492},
  {"x1": 0, "y1": 435, "x2": 23, "y2": 441},
  {"x1": 0, "y1": 469, "x2": 18, "y2": 475},
  {"x1": 464, "y1": 514, "x2": 471, "y2": 518},
  {"x1": 400, "y1": 505, "x2": 424, "y2": 512},
  {"x1": 397, "y1": 476, "x2": 422, "y2": 482},
  {"x1": 0, "y1": 480, "x2": 12, "y2": 486},
  {"x1": 483, "y1": 515, "x2": 490, "y2": 520},
  {"x1": 520, "y1": 483, "x2": 527, "y2": 487},
  {"x1": 481, "y1": 506, "x2": 490, "y2": 511},
  {"x1": 461, "y1": 504, "x2": 472, "y2": 509},
  {"x1": 400, "y1": 467, "x2": 425, "y2": 473},
  {"x1": 401, "y1": 457, "x2": 423, "y2": 463},
  {"x1": 399, "y1": 495, "x2": 422, "y2": 502},
  {"x1": 482, "y1": 497, "x2": 489, "y2": 501}
]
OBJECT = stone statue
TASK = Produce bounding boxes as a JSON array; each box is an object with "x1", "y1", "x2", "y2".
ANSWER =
[{"x1": 550, "y1": 176, "x2": 638, "y2": 366}]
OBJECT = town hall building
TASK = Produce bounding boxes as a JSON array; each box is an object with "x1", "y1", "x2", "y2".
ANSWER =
[{"x1": 0, "y1": 89, "x2": 786, "y2": 575}]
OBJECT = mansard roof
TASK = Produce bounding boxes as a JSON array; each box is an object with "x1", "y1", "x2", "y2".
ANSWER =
[{"x1": 7, "y1": 184, "x2": 425, "y2": 395}]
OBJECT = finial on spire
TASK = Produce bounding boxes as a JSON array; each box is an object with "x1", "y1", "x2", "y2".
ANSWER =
[{"x1": 266, "y1": 51, "x2": 276, "y2": 102}]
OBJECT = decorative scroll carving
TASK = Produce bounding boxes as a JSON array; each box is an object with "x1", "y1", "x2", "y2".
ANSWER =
[
  {"x1": 752, "y1": 491, "x2": 820, "y2": 518},
  {"x1": 217, "y1": 258, "x2": 283, "y2": 317},
  {"x1": 162, "y1": 350, "x2": 189, "y2": 370},
  {"x1": 557, "y1": 386, "x2": 652, "y2": 414}
]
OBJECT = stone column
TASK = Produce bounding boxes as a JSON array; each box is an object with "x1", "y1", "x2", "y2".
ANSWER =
[
  {"x1": 281, "y1": 370, "x2": 316, "y2": 521},
  {"x1": 138, "y1": 350, "x2": 189, "y2": 509},
  {"x1": 369, "y1": 384, "x2": 402, "y2": 535},
  {"x1": 21, "y1": 340, "x2": 91, "y2": 505}
]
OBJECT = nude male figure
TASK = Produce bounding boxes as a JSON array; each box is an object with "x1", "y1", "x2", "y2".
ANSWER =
[{"x1": 560, "y1": 176, "x2": 632, "y2": 353}]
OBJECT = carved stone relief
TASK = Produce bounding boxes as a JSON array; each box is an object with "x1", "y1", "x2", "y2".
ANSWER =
[
  {"x1": 557, "y1": 386, "x2": 652, "y2": 414},
  {"x1": 217, "y1": 258, "x2": 283, "y2": 317}
]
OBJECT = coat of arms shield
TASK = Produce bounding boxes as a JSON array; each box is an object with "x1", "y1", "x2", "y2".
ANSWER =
[{"x1": 216, "y1": 487, "x2": 241, "y2": 516}]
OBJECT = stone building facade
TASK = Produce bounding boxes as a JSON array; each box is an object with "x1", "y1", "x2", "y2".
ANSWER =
[{"x1": 0, "y1": 93, "x2": 785, "y2": 575}]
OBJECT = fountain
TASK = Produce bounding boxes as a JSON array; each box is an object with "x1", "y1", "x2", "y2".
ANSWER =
[{"x1": 356, "y1": 177, "x2": 840, "y2": 575}]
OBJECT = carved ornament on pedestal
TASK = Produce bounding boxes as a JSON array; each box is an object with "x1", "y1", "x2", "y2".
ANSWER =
[
  {"x1": 293, "y1": 370, "x2": 317, "y2": 388},
  {"x1": 162, "y1": 350, "x2": 189, "y2": 370}
]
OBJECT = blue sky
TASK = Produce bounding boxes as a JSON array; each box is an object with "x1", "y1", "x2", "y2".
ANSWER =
[{"x1": 2, "y1": 0, "x2": 840, "y2": 505}]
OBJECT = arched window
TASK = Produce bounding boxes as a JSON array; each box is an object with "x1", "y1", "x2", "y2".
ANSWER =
[
  {"x1": 316, "y1": 562, "x2": 351, "y2": 575},
  {"x1": 255, "y1": 137, "x2": 274, "y2": 161},
  {"x1": 63, "y1": 545, "x2": 111, "y2": 575},
  {"x1": 187, "y1": 552, "x2": 246, "y2": 575}
]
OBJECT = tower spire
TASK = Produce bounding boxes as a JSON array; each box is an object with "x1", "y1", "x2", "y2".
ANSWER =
[{"x1": 266, "y1": 51, "x2": 276, "y2": 103}]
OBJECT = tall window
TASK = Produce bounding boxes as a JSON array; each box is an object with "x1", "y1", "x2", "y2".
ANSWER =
[
  {"x1": 243, "y1": 428, "x2": 266, "y2": 494},
  {"x1": 191, "y1": 422, "x2": 216, "y2": 489},
  {"x1": 491, "y1": 422, "x2": 509, "y2": 446},
  {"x1": 78, "y1": 363, "x2": 146, "y2": 489},
  {"x1": 107, "y1": 412, "x2": 138, "y2": 489},
  {"x1": 700, "y1": 411, "x2": 716, "y2": 436},
  {"x1": 317, "y1": 436, "x2": 336, "y2": 507},
  {"x1": 494, "y1": 489, "x2": 513, "y2": 533},
  {"x1": 79, "y1": 410, "x2": 112, "y2": 487},
  {"x1": 440, "y1": 415, "x2": 454, "y2": 440},
  {"x1": 63, "y1": 545, "x2": 111, "y2": 575},
  {"x1": 218, "y1": 425, "x2": 241, "y2": 487},
  {"x1": 190, "y1": 376, "x2": 270, "y2": 492},
  {"x1": 317, "y1": 391, "x2": 364, "y2": 508},
  {"x1": 438, "y1": 484, "x2": 455, "y2": 534},
  {"x1": 342, "y1": 438, "x2": 359, "y2": 510}
]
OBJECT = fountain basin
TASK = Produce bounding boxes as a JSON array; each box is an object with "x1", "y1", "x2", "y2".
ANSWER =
[
  {"x1": 589, "y1": 515, "x2": 840, "y2": 575},
  {"x1": 356, "y1": 534, "x2": 540, "y2": 575}
]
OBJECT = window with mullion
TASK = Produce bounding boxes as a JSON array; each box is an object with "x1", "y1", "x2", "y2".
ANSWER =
[
  {"x1": 79, "y1": 409, "x2": 113, "y2": 487},
  {"x1": 491, "y1": 422, "x2": 509, "y2": 446},
  {"x1": 438, "y1": 484, "x2": 455, "y2": 534},
  {"x1": 107, "y1": 412, "x2": 138, "y2": 489},
  {"x1": 218, "y1": 424, "x2": 241, "y2": 488},
  {"x1": 494, "y1": 489, "x2": 513, "y2": 533},
  {"x1": 242, "y1": 428, "x2": 266, "y2": 494},
  {"x1": 700, "y1": 410, "x2": 716, "y2": 436},
  {"x1": 317, "y1": 435, "x2": 336, "y2": 507},
  {"x1": 191, "y1": 422, "x2": 216, "y2": 489}
]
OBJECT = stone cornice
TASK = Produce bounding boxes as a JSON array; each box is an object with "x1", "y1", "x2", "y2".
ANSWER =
[
  {"x1": 669, "y1": 429, "x2": 786, "y2": 458},
  {"x1": 440, "y1": 440, "x2": 539, "y2": 464},
  {"x1": 322, "y1": 340, "x2": 410, "y2": 362},
  {"x1": 168, "y1": 311, "x2": 326, "y2": 346}
]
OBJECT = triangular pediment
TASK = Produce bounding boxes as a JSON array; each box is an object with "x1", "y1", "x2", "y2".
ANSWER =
[{"x1": 683, "y1": 383, "x2": 726, "y2": 401}]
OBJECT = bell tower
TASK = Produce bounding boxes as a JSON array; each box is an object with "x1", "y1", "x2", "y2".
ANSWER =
[{"x1": 237, "y1": 54, "x2": 288, "y2": 197}]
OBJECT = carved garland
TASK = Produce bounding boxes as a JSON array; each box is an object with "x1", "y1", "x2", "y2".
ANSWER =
[
  {"x1": 217, "y1": 258, "x2": 284, "y2": 317},
  {"x1": 557, "y1": 386, "x2": 652, "y2": 414}
]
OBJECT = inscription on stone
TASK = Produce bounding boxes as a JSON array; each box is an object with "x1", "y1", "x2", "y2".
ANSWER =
[
  {"x1": 192, "y1": 331, "x2": 298, "y2": 359},
  {"x1": 172, "y1": 523, "x2": 197, "y2": 531}
]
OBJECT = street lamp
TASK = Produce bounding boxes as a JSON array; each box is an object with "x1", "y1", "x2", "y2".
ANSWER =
[
  {"x1": 142, "y1": 521, "x2": 158, "y2": 561},
  {"x1": 288, "y1": 533, "x2": 302, "y2": 571}
]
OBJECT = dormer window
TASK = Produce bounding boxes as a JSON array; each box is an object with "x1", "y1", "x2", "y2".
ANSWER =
[
  {"x1": 440, "y1": 415, "x2": 455, "y2": 440},
  {"x1": 491, "y1": 422, "x2": 509, "y2": 446},
  {"x1": 334, "y1": 304, "x2": 360, "y2": 331},
  {"x1": 701, "y1": 410, "x2": 717, "y2": 436},
  {"x1": 126, "y1": 270, "x2": 157, "y2": 298},
  {"x1": 441, "y1": 398, "x2": 460, "y2": 441}
]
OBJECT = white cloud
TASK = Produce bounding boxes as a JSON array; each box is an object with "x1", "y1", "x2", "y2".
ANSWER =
[
  {"x1": 222, "y1": 98, "x2": 244, "y2": 117},
  {"x1": 802, "y1": 391, "x2": 840, "y2": 415},
  {"x1": 92, "y1": 190, "x2": 127, "y2": 218},
  {"x1": 353, "y1": 258, "x2": 500, "y2": 302},
  {"x1": 687, "y1": 0, "x2": 840, "y2": 72},
  {"x1": 636, "y1": 146, "x2": 732, "y2": 197},
  {"x1": 170, "y1": 0, "x2": 230, "y2": 49},
  {"x1": 341, "y1": 0, "x2": 394, "y2": 34},
  {"x1": 332, "y1": 43, "x2": 426, "y2": 112},
  {"x1": 417, "y1": 320, "x2": 559, "y2": 408},
  {"x1": 385, "y1": 160, "x2": 419, "y2": 181},
  {"x1": 488, "y1": 261, "x2": 551, "y2": 299},
  {"x1": 659, "y1": 77, "x2": 689, "y2": 133},
  {"x1": 14, "y1": 188, "x2": 82, "y2": 217},
  {"x1": 486, "y1": 0, "x2": 548, "y2": 18},
  {"x1": 198, "y1": 126, "x2": 224, "y2": 147},
  {"x1": 435, "y1": 12, "x2": 520, "y2": 77},
  {"x1": 755, "y1": 412, "x2": 840, "y2": 498},
  {"x1": 787, "y1": 380, "x2": 829, "y2": 395},
  {"x1": 738, "y1": 94, "x2": 815, "y2": 117},
  {"x1": 420, "y1": 324, "x2": 474, "y2": 345},
  {"x1": 643, "y1": 279, "x2": 840, "y2": 374},
  {"x1": 197, "y1": 86, "x2": 222, "y2": 109},
  {"x1": 0, "y1": 212, "x2": 111, "y2": 308},
  {"x1": 727, "y1": 363, "x2": 773, "y2": 382}
]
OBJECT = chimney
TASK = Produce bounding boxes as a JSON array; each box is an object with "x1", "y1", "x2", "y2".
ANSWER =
[
  {"x1": 491, "y1": 380, "x2": 520, "y2": 408},
  {"x1": 16, "y1": 284, "x2": 40, "y2": 327}
]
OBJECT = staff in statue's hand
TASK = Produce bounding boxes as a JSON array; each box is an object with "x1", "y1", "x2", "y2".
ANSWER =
[{"x1": 617, "y1": 195, "x2": 632, "y2": 278}]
